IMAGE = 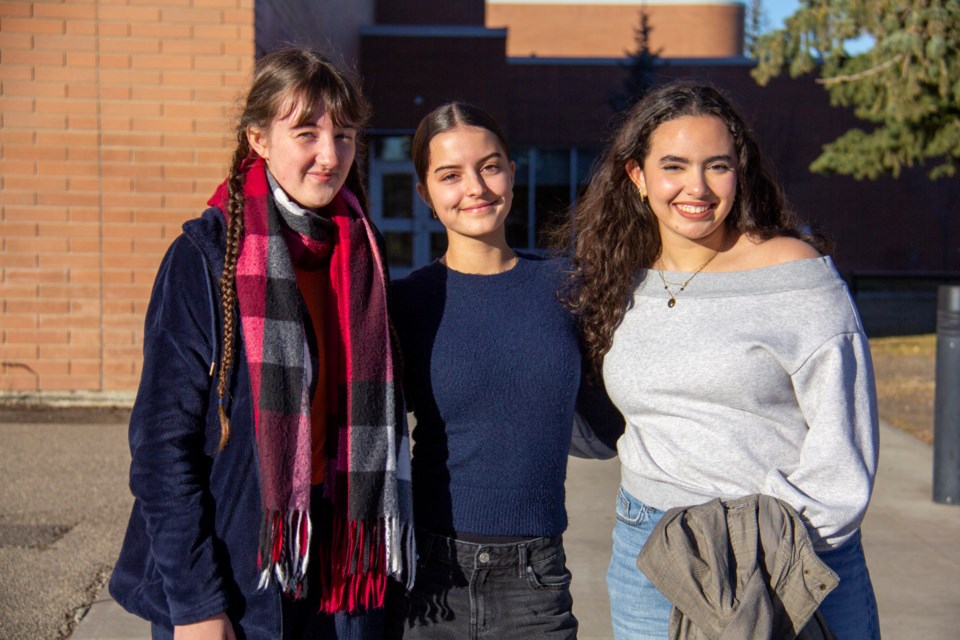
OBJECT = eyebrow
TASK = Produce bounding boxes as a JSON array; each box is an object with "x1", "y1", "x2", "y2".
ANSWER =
[
  {"x1": 658, "y1": 154, "x2": 736, "y2": 164},
  {"x1": 432, "y1": 151, "x2": 503, "y2": 175}
]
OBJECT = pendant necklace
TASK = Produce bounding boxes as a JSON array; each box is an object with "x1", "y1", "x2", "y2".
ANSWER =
[{"x1": 656, "y1": 248, "x2": 720, "y2": 308}]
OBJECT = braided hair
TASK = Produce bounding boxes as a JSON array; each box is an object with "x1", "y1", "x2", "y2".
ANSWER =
[{"x1": 215, "y1": 48, "x2": 371, "y2": 449}]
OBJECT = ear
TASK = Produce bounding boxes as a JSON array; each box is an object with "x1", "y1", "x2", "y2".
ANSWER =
[
  {"x1": 625, "y1": 159, "x2": 646, "y2": 193},
  {"x1": 246, "y1": 127, "x2": 270, "y2": 160},
  {"x1": 416, "y1": 182, "x2": 433, "y2": 211}
]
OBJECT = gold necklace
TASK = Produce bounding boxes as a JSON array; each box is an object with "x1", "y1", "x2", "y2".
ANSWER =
[{"x1": 656, "y1": 249, "x2": 720, "y2": 308}]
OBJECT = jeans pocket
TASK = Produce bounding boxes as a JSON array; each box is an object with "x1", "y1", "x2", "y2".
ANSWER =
[
  {"x1": 615, "y1": 486, "x2": 655, "y2": 526},
  {"x1": 526, "y1": 550, "x2": 573, "y2": 591}
]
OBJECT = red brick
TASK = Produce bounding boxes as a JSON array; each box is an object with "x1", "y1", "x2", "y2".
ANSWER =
[
  {"x1": 34, "y1": 34, "x2": 97, "y2": 52},
  {"x1": 1, "y1": 314, "x2": 39, "y2": 329},
  {"x1": 37, "y1": 191, "x2": 100, "y2": 207},
  {"x1": 4, "y1": 49, "x2": 64, "y2": 65},
  {"x1": 65, "y1": 52, "x2": 97, "y2": 67},
  {"x1": 0, "y1": 344, "x2": 40, "y2": 360},
  {"x1": 99, "y1": 38, "x2": 160, "y2": 54},
  {"x1": 98, "y1": 54, "x2": 132, "y2": 69},
  {"x1": 0, "y1": 32, "x2": 34, "y2": 49},
  {"x1": 40, "y1": 345, "x2": 100, "y2": 360},
  {"x1": 71, "y1": 329, "x2": 105, "y2": 345},
  {"x1": 40, "y1": 283, "x2": 101, "y2": 299},
  {"x1": 0, "y1": 3, "x2": 33, "y2": 18},
  {"x1": 5, "y1": 236, "x2": 68, "y2": 253},
  {"x1": 67, "y1": 116, "x2": 98, "y2": 130},
  {"x1": 34, "y1": 4, "x2": 98, "y2": 20},
  {"x1": 0, "y1": 159, "x2": 37, "y2": 175},
  {"x1": 2, "y1": 18, "x2": 65, "y2": 35},
  {"x1": 4, "y1": 175, "x2": 68, "y2": 191},
  {"x1": 68, "y1": 208, "x2": 104, "y2": 223},
  {"x1": 0, "y1": 65, "x2": 35, "y2": 81},
  {"x1": 3, "y1": 81, "x2": 67, "y2": 98},
  {"x1": 98, "y1": 22, "x2": 130, "y2": 37},
  {"x1": 102, "y1": 5, "x2": 161, "y2": 21},
  {"x1": 129, "y1": 22, "x2": 191, "y2": 39},
  {"x1": 6, "y1": 329, "x2": 70, "y2": 344},
  {"x1": 99, "y1": 68, "x2": 161, "y2": 85},
  {"x1": 69, "y1": 360, "x2": 103, "y2": 376},
  {"x1": 69, "y1": 238, "x2": 102, "y2": 253},
  {"x1": 4, "y1": 145, "x2": 66, "y2": 161},
  {"x1": 66, "y1": 20, "x2": 97, "y2": 36},
  {"x1": 66, "y1": 84, "x2": 99, "y2": 99}
]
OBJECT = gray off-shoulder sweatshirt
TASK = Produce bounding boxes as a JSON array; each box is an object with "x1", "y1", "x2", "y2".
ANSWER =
[{"x1": 604, "y1": 256, "x2": 879, "y2": 549}]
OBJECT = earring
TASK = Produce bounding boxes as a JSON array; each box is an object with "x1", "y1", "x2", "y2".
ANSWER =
[
  {"x1": 638, "y1": 188, "x2": 647, "y2": 203},
  {"x1": 431, "y1": 210, "x2": 439, "y2": 220}
]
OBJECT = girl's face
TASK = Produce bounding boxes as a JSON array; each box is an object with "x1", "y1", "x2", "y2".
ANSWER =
[
  {"x1": 247, "y1": 95, "x2": 356, "y2": 210},
  {"x1": 626, "y1": 115, "x2": 738, "y2": 248},
  {"x1": 417, "y1": 125, "x2": 515, "y2": 245}
]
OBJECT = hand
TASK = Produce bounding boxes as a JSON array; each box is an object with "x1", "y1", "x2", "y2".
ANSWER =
[{"x1": 173, "y1": 613, "x2": 237, "y2": 640}]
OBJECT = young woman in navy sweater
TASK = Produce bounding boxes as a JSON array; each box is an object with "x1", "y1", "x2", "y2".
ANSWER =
[{"x1": 386, "y1": 102, "x2": 582, "y2": 639}]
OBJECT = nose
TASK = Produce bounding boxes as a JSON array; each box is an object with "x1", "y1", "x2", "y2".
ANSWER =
[
  {"x1": 315, "y1": 133, "x2": 339, "y2": 168},
  {"x1": 686, "y1": 170, "x2": 710, "y2": 197},
  {"x1": 464, "y1": 171, "x2": 485, "y2": 197}
]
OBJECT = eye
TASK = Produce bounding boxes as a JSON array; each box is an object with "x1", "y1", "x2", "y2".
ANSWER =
[
  {"x1": 336, "y1": 130, "x2": 356, "y2": 142},
  {"x1": 661, "y1": 164, "x2": 683, "y2": 172},
  {"x1": 481, "y1": 162, "x2": 501, "y2": 174},
  {"x1": 296, "y1": 131, "x2": 317, "y2": 140},
  {"x1": 439, "y1": 172, "x2": 460, "y2": 183},
  {"x1": 708, "y1": 162, "x2": 733, "y2": 173}
]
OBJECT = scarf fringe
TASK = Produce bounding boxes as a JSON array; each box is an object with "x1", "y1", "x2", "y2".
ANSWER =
[
  {"x1": 316, "y1": 517, "x2": 416, "y2": 613},
  {"x1": 257, "y1": 509, "x2": 312, "y2": 600}
]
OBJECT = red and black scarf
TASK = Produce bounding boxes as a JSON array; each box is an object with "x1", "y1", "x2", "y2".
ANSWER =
[{"x1": 208, "y1": 157, "x2": 414, "y2": 613}]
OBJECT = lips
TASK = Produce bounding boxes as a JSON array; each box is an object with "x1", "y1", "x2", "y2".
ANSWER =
[{"x1": 674, "y1": 202, "x2": 714, "y2": 219}]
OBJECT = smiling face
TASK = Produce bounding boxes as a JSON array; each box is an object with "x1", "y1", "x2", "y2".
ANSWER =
[
  {"x1": 247, "y1": 94, "x2": 356, "y2": 210},
  {"x1": 418, "y1": 125, "x2": 515, "y2": 245},
  {"x1": 627, "y1": 115, "x2": 738, "y2": 250}
]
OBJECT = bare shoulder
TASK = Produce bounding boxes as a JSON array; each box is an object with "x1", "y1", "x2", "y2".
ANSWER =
[
  {"x1": 728, "y1": 234, "x2": 821, "y2": 270},
  {"x1": 750, "y1": 235, "x2": 819, "y2": 264}
]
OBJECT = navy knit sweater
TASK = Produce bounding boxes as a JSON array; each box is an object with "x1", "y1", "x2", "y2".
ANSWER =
[{"x1": 390, "y1": 255, "x2": 581, "y2": 537}]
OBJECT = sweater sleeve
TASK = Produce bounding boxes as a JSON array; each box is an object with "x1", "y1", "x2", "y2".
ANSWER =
[
  {"x1": 127, "y1": 234, "x2": 231, "y2": 624},
  {"x1": 764, "y1": 331, "x2": 880, "y2": 549}
]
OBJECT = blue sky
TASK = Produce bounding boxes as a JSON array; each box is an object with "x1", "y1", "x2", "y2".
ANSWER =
[{"x1": 763, "y1": 0, "x2": 801, "y2": 31}]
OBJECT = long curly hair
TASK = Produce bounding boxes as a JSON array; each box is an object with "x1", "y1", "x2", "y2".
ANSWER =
[
  {"x1": 557, "y1": 80, "x2": 826, "y2": 375},
  {"x1": 216, "y1": 48, "x2": 371, "y2": 449}
]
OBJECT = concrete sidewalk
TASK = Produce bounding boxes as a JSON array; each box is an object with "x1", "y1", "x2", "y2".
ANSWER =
[{"x1": 69, "y1": 421, "x2": 960, "y2": 639}]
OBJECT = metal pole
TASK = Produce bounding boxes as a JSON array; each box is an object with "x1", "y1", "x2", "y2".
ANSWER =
[{"x1": 933, "y1": 285, "x2": 960, "y2": 504}]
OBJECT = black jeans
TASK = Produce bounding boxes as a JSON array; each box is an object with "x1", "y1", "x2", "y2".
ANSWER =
[{"x1": 386, "y1": 529, "x2": 577, "y2": 639}]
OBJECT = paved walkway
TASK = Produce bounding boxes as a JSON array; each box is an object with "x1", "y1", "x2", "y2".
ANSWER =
[{"x1": 65, "y1": 421, "x2": 960, "y2": 639}]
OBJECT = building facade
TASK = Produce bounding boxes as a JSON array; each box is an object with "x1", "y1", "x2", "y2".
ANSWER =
[{"x1": 1, "y1": 0, "x2": 956, "y2": 394}]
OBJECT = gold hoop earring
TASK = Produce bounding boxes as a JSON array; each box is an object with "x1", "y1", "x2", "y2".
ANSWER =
[{"x1": 639, "y1": 189, "x2": 647, "y2": 203}]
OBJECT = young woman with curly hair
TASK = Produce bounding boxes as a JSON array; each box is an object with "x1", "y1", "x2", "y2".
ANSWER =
[{"x1": 559, "y1": 80, "x2": 880, "y2": 640}]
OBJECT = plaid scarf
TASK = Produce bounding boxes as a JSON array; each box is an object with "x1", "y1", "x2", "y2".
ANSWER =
[{"x1": 208, "y1": 157, "x2": 414, "y2": 613}]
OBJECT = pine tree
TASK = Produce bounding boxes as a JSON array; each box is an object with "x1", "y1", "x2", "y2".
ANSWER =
[
  {"x1": 745, "y1": 0, "x2": 770, "y2": 57},
  {"x1": 751, "y1": 0, "x2": 960, "y2": 180},
  {"x1": 611, "y1": 9, "x2": 662, "y2": 114}
]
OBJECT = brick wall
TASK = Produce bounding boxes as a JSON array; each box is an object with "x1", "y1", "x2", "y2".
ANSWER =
[
  {"x1": 486, "y1": 3, "x2": 744, "y2": 58},
  {"x1": 0, "y1": 0, "x2": 254, "y2": 394}
]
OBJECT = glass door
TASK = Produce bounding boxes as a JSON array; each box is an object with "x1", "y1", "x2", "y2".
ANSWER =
[{"x1": 369, "y1": 158, "x2": 446, "y2": 278}]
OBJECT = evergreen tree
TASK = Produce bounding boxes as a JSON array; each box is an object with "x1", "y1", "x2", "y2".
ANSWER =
[
  {"x1": 745, "y1": 0, "x2": 770, "y2": 57},
  {"x1": 751, "y1": 0, "x2": 960, "y2": 180},
  {"x1": 611, "y1": 9, "x2": 662, "y2": 114}
]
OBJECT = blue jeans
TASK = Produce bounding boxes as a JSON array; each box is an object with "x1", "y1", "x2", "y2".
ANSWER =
[
  {"x1": 606, "y1": 487, "x2": 672, "y2": 640},
  {"x1": 386, "y1": 529, "x2": 577, "y2": 639},
  {"x1": 606, "y1": 486, "x2": 880, "y2": 640}
]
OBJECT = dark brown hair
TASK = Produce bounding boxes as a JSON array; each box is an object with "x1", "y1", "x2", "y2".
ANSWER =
[
  {"x1": 411, "y1": 101, "x2": 510, "y2": 186},
  {"x1": 558, "y1": 79, "x2": 826, "y2": 375},
  {"x1": 216, "y1": 48, "x2": 371, "y2": 448}
]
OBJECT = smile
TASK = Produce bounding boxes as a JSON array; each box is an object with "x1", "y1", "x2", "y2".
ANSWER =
[{"x1": 674, "y1": 203, "x2": 714, "y2": 219}]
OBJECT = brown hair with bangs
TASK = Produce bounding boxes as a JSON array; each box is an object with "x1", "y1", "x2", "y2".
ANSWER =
[{"x1": 216, "y1": 48, "x2": 371, "y2": 448}]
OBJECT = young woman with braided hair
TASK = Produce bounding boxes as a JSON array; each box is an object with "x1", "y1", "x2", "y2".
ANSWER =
[
  {"x1": 110, "y1": 48, "x2": 414, "y2": 640},
  {"x1": 559, "y1": 81, "x2": 880, "y2": 639}
]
